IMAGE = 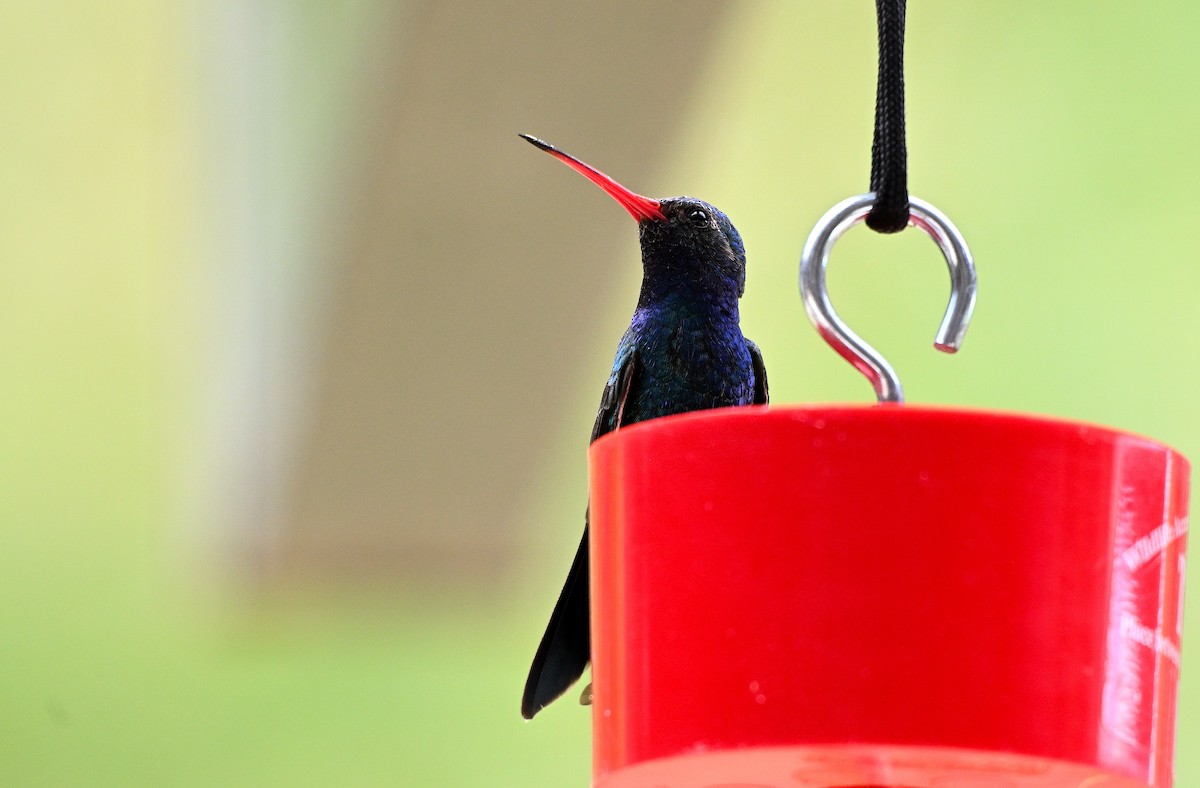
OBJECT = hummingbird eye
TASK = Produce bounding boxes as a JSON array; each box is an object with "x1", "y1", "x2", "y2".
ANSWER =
[{"x1": 687, "y1": 208, "x2": 709, "y2": 227}]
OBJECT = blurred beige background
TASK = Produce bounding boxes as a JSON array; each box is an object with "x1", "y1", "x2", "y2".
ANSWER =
[{"x1": 1, "y1": 2, "x2": 1198, "y2": 785}]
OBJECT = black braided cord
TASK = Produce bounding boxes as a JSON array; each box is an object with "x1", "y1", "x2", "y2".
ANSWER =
[{"x1": 866, "y1": 0, "x2": 910, "y2": 234}]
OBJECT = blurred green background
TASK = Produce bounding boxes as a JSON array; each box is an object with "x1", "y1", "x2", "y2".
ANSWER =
[{"x1": 2, "y1": 2, "x2": 1198, "y2": 785}]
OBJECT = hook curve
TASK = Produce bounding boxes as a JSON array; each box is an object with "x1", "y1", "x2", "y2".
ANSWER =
[{"x1": 799, "y1": 193, "x2": 977, "y2": 404}]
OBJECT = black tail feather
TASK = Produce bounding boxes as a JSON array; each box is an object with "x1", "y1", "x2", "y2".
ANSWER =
[{"x1": 521, "y1": 522, "x2": 590, "y2": 719}]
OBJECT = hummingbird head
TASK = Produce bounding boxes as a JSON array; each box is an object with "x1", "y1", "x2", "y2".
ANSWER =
[
  {"x1": 520, "y1": 134, "x2": 748, "y2": 300},
  {"x1": 640, "y1": 197, "x2": 747, "y2": 298}
]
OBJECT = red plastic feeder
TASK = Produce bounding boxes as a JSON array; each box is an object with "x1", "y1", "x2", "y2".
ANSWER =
[{"x1": 588, "y1": 405, "x2": 1188, "y2": 788}]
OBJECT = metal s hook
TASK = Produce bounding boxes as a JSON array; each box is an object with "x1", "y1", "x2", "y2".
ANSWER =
[{"x1": 799, "y1": 193, "x2": 977, "y2": 403}]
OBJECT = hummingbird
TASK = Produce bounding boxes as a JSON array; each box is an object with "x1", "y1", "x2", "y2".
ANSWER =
[{"x1": 519, "y1": 134, "x2": 768, "y2": 720}]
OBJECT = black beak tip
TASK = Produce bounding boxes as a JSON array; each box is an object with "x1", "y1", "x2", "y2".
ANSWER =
[{"x1": 519, "y1": 133, "x2": 555, "y2": 153}]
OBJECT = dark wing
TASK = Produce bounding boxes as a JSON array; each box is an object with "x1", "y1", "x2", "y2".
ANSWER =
[
  {"x1": 591, "y1": 344, "x2": 638, "y2": 443},
  {"x1": 747, "y1": 339, "x2": 769, "y2": 405},
  {"x1": 521, "y1": 349, "x2": 638, "y2": 719}
]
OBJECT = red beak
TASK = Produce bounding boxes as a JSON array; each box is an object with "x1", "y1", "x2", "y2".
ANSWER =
[{"x1": 521, "y1": 134, "x2": 666, "y2": 223}]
